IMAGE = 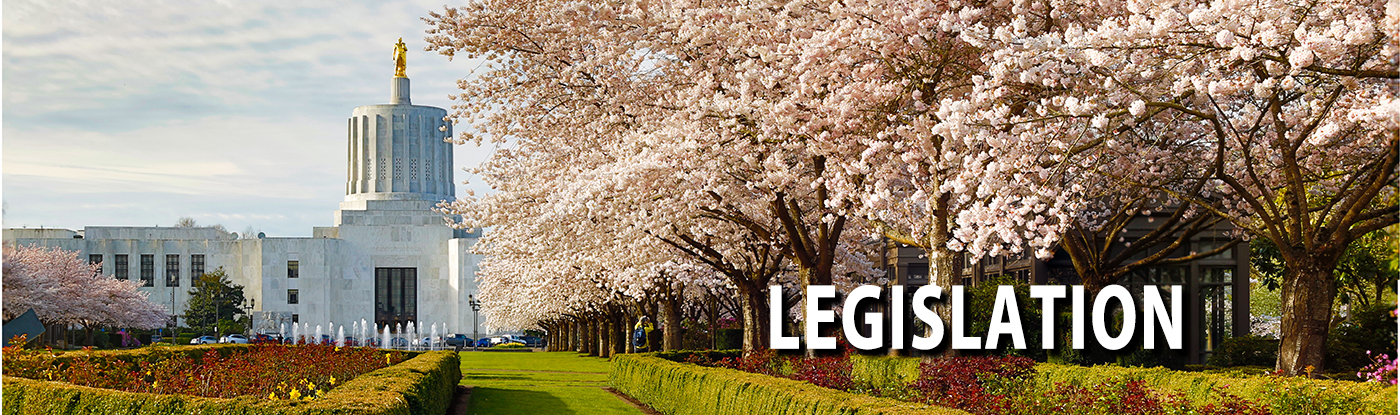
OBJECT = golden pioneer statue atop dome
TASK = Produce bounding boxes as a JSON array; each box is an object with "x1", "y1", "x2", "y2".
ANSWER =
[{"x1": 393, "y1": 37, "x2": 408, "y2": 77}]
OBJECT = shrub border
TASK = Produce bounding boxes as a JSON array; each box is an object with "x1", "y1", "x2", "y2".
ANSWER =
[
  {"x1": 848, "y1": 355, "x2": 1398, "y2": 415},
  {"x1": 610, "y1": 353, "x2": 968, "y2": 415},
  {"x1": 1, "y1": 346, "x2": 461, "y2": 415}
]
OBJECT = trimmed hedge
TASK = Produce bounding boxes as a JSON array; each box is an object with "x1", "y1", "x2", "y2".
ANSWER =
[
  {"x1": 1, "y1": 348, "x2": 461, "y2": 415},
  {"x1": 610, "y1": 353, "x2": 967, "y2": 415},
  {"x1": 850, "y1": 355, "x2": 921, "y2": 388},
  {"x1": 1032, "y1": 363, "x2": 1396, "y2": 415},
  {"x1": 848, "y1": 355, "x2": 1397, "y2": 415},
  {"x1": 651, "y1": 349, "x2": 743, "y2": 362}
]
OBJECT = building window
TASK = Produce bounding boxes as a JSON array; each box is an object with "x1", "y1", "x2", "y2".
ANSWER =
[
  {"x1": 1193, "y1": 240, "x2": 1234, "y2": 259},
  {"x1": 115, "y1": 255, "x2": 129, "y2": 280},
  {"x1": 906, "y1": 263, "x2": 928, "y2": 281},
  {"x1": 140, "y1": 255, "x2": 154, "y2": 287},
  {"x1": 89, "y1": 254, "x2": 103, "y2": 275},
  {"x1": 287, "y1": 260, "x2": 299, "y2": 278},
  {"x1": 191, "y1": 254, "x2": 205, "y2": 279},
  {"x1": 288, "y1": 289, "x2": 299, "y2": 305},
  {"x1": 292, "y1": 314, "x2": 299, "y2": 323},
  {"x1": 165, "y1": 254, "x2": 181, "y2": 287}
]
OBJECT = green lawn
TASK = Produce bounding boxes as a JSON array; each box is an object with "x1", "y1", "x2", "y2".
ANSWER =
[{"x1": 459, "y1": 352, "x2": 645, "y2": 415}]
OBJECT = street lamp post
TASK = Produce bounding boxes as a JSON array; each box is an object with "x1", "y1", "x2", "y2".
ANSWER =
[
  {"x1": 468, "y1": 295, "x2": 480, "y2": 351},
  {"x1": 239, "y1": 299, "x2": 255, "y2": 335}
]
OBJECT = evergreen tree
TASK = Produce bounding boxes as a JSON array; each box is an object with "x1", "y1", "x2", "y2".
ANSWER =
[{"x1": 184, "y1": 268, "x2": 247, "y2": 336}]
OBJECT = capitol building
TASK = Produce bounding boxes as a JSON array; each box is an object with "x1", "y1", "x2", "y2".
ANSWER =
[{"x1": 3, "y1": 60, "x2": 487, "y2": 337}]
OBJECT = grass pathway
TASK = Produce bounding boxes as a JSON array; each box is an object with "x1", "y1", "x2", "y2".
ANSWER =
[{"x1": 458, "y1": 351, "x2": 646, "y2": 415}]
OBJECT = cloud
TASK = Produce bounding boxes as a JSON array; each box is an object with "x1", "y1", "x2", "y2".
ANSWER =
[{"x1": 3, "y1": 0, "x2": 496, "y2": 236}]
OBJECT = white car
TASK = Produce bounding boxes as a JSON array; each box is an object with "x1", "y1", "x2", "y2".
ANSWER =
[
  {"x1": 191, "y1": 335, "x2": 218, "y2": 344},
  {"x1": 219, "y1": 334, "x2": 249, "y2": 344}
]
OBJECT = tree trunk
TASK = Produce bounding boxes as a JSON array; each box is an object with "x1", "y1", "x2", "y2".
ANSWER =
[
  {"x1": 924, "y1": 211, "x2": 957, "y2": 359},
  {"x1": 555, "y1": 322, "x2": 563, "y2": 351},
  {"x1": 586, "y1": 318, "x2": 599, "y2": 356},
  {"x1": 573, "y1": 319, "x2": 582, "y2": 353},
  {"x1": 737, "y1": 281, "x2": 770, "y2": 352},
  {"x1": 581, "y1": 319, "x2": 591, "y2": 355},
  {"x1": 662, "y1": 295, "x2": 682, "y2": 351},
  {"x1": 1276, "y1": 258, "x2": 1338, "y2": 376},
  {"x1": 599, "y1": 316, "x2": 612, "y2": 358},
  {"x1": 547, "y1": 322, "x2": 558, "y2": 351},
  {"x1": 708, "y1": 295, "x2": 719, "y2": 350},
  {"x1": 626, "y1": 307, "x2": 636, "y2": 354},
  {"x1": 613, "y1": 311, "x2": 628, "y2": 356},
  {"x1": 566, "y1": 320, "x2": 575, "y2": 352}
]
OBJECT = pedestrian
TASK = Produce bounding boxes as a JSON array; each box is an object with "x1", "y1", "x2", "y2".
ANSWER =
[{"x1": 632, "y1": 316, "x2": 654, "y2": 352}]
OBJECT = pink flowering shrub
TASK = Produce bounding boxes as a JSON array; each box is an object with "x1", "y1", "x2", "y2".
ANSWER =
[{"x1": 1358, "y1": 351, "x2": 1397, "y2": 385}]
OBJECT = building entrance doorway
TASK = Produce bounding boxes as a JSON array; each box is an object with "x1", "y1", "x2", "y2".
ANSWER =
[{"x1": 375, "y1": 268, "x2": 417, "y2": 330}]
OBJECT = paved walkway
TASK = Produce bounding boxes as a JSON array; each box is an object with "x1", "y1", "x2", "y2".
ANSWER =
[{"x1": 458, "y1": 351, "x2": 648, "y2": 415}]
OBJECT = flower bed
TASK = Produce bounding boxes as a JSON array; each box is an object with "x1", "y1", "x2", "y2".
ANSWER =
[
  {"x1": 667, "y1": 351, "x2": 1398, "y2": 415},
  {"x1": 0, "y1": 344, "x2": 461, "y2": 415},
  {"x1": 3, "y1": 343, "x2": 407, "y2": 399}
]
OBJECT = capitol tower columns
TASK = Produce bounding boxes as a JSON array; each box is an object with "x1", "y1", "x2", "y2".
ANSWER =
[{"x1": 343, "y1": 39, "x2": 453, "y2": 204}]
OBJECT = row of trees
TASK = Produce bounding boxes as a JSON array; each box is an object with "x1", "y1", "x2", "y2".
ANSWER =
[
  {"x1": 426, "y1": 0, "x2": 1396, "y2": 374},
  {"x1": 2, "y1": 245, "x2": 170, "y2": 345}
]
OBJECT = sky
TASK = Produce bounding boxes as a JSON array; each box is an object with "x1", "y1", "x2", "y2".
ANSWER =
[{"x1": 2, "y1": 0, "x2": 496, "y2": 237}]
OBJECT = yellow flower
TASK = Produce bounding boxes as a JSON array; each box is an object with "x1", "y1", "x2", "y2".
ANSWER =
[
  {"x1": 330, "y1": 376, "x2": 337, "y2": 385},
  {"x1": 289, "y1": 389, "x2": 301, "y2": 400},
  {"x1": 386, "y1": 354, "x2": 391, "y2": 364},
  {"x1": 268, "y1": 392, "x2": 277, "y2": 400}
]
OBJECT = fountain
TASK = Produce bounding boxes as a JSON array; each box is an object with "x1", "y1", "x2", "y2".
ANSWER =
[
  {"x1": 406, "y1": 322, "x2": 415, "y2": 351},
  {"x1": 315, "y1": 325, "x2": 323, "y2": 345},
  {"x1": 382, "y1": 325, "x2": 391, "y2": 350},
  {"x1": 292, "y1": 323, "x2": 300, "y2": 345},
  {"x1": 430, "y1": 323, "x2": 438, "y2": 351},
  {"x1": 337, "y1": 326, "x2": 346, "y2": 347}
]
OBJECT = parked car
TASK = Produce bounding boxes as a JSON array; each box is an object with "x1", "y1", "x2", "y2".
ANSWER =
[
  {"x1": 190, "y1": 335, "x2": 218, "y2": 345},
  {"x1": 150, "y1": 335, "x2": 164, "y2": 344},
  {"x1": 444, "y1": 334, "x2": 471, "y2": 347},
  {"x1": 220, "y1": 334, "x2": 250, "y2": 344},
  {"x1": 342, "y1": 336, "x2": 360, "y2": 346},
  {"x1": 475, "y1": 337, "x2": 492, "y2": 348},
  {"x1": 518, "y1": 336, "x2": 544, "y2": 347},
  {"x1": 389, "y1": 337, "x2": 409, "y2": 348},
  {"x1": 252, "y1": 333, "x2": 283, "y2": 344}
]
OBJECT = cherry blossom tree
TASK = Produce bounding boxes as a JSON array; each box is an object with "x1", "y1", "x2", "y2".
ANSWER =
[
  {"x1": 424, "y1": 0, "x2": 883, "y2": 352},
  {"x1": 3, "y1": 244, "x2": 169, "y2": 345},
  {"x1": 949, "y1": 0, "x2": 1397, "y2": 374}
]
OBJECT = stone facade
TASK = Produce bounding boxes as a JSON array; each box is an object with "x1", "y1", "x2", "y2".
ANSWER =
[{"x1": 3, "y1": 75, "x2": 489, "y2": 338}]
